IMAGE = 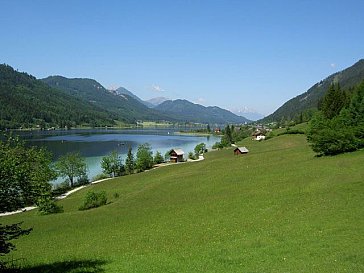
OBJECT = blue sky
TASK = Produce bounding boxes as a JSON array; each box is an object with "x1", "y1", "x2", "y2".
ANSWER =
[{"x1": 1, "y1": 0, "x2": 363, "y2": 116}]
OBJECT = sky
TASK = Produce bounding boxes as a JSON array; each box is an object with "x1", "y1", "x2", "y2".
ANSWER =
[{"x1": 1, "y1": 0, "x2": 363, "y2": 116}]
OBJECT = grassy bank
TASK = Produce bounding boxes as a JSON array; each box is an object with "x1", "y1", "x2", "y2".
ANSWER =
[{"x1": 2, "y1": 134, "x2": 364, "y2": 272}]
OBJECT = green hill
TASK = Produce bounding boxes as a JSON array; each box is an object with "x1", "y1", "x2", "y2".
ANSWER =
[
  {"x1": 262, "y1": 59, "x2": 364, "y2": 122},
  {"x1": 42, "y1": 76, "x2": 170, "y2": 123},
  {"x1": 0, "y1": 64, "x2": 116, "y2": 129},
  {"x1": 155, "y1": 99, "x2": 250, "y2": 124},
  {"x1": 3, "y1": 134, "x2": 363, "y2": 272}
]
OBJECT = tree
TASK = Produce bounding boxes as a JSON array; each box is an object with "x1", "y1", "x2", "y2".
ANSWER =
[
  {"x1": 135, "y1": 143, "x2": 153, "y2": 172},
  {"x1": 153, "y1": 151, "x2": 164, "y2": 164},
  {"x1": 194, "y1": 143, "x2": 206, "y2": 157},
  {"x1": 307, "y1": 112, "x2": 357, "y2": 155},
  {"x1": 307, "y1": 81, "x2": 364, "y2": 155},
  {"x1": 101, "y1": 151, "x2": 124, "y2": 177},
  {"x1": 55, "y1": 152, "x2": 87, "y2": 187},
  {"x1": 206, "y1": 124, "x2": 211, "y2": 133},
  {"x1": 346, "y1": 81, "x2": 364, "y2": 145},
  {"x1": 0, "y1": 135, "x2": 56, "y2": 213},
  {"x1": 164, "y1": 149, "x2": 173, "y2": 162},
  {"x1": 320, "y1": 84, "x2": 347, "y2": 119},
  {"x1": 225, "y1": 125, "x2": 233, "y2": 144},
  {"x1": 125, "y1": 147, "x2": 135, "y2": 175},
  {"x1": 0, "y1": 222, "x2": 32, "y2": 269}
]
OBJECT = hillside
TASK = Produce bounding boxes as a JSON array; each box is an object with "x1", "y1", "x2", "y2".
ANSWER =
[
  {"x1": 262, "y1": 59, "x2": 364, "y2": 122},
  {"x1": 155, "y1": 99, "x2": 250, "y2": 124},
  {"x1": 0, "y1": 64, "x2": 116, "y2": 129},
  {"x1": 42, "y1": 76, "x2": 170, "y2": 123},
  {"x1": 3, "y1": 134, "x2": 363, "y2": 272}
]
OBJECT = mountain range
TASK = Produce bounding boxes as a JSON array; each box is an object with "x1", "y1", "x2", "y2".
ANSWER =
[
  {"x1": 0, "y1": 64, "x2": 250, "y2": 129},
  {"x1": 155, "y1": 99, "x2": 250, "y2": 124},
  {"x1": 42, "y1": 76, "x2": 170, "y2": 123},
  {"x1": 4, "y1": 58, "x2": 363, "y2": 129},
  {"x1": 262, "y1": 59, "x2": 364, "y2": 122}
]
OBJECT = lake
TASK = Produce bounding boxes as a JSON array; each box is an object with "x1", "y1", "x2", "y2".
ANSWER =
[{"x1": 19, "y1": 128, "x2": 220, "y2": 184}]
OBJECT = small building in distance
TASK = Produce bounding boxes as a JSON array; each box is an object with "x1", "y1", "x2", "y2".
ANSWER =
[
  {"x1": 234, "y1": 147, "x2": 249, "y2": 155},
  {"x1": 169, "y1": 148, "x2": 185, "y2": 163},
  {"x1": 252, "y1": 130, "x2": 266, "y2": 141}
]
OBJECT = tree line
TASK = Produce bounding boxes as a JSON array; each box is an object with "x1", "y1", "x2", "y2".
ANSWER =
[
  {"x1": 307, "y1": 81, "x2": 364, "y2": 155},
  {"x1": 212, "y1": 125, "x2": 252, "y2": 149}
]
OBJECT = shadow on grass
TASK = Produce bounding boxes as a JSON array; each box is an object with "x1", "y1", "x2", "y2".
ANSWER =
[{"x1": 5, "y1": 259, "x2": 107, "y2": 273}]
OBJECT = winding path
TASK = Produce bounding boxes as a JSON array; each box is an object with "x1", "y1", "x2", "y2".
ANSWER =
[{"x1": 0, "y1": 156, "x2": 205, "y2": 217}]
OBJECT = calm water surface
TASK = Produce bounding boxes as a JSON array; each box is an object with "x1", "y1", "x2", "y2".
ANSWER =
[{"x1": 20, "y1": 128, "x2": 220, "y2": 184}]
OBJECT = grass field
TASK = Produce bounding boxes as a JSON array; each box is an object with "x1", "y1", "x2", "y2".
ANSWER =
[{"x1": 2, "y1": 134, "x2": 364, "y2": 272}]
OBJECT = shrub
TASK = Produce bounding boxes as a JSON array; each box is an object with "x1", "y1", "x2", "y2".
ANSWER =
[
  {"x1": 92, "y1": 173, "x2": 109, "y2": 182},
  {"x1": 79, "y1": 191, "x2": 107, "y2": 211},
  {"x1": 51, "y1": 181, "x2": 72, "y2": 197},
  {"x1": 188, "y1": 151, "x2": 197, "y2": 160},
  {"x1": 74, "y1": 175, "x2": 90, "y2": 186},
  {"x1": 153, "y1": 151, "x2": 164, "y2": 164},
  {"x1": 277, "y1": 128, "x2": 305, "y2": 136},
  {"x1": 212, "y1": 142, "x2": 224, "y2": 149},
  {"x1": 37, "y1": 196, "x2": 63, "y2": 215}
]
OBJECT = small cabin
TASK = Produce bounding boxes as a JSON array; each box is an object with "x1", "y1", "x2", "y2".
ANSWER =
[
  {"x1": 252, "y1": 130, "x2": 266, "y2": 141},
  {"x1": 169, "y1": 149, "x2": 184, "y2": 163},
  {"x1": 234, "y1": 147, "x2": 249, "y2": 155}
]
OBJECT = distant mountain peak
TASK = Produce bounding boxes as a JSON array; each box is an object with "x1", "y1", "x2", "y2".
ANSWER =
[
  {"x1": 146, "y1": 96, "x2": 169, "y2": 107},
  {"x1": 155, "y1": 99, "x2": 250, "y2": 124},
  {"x1": 231, "y1": 107, "x2": 265, "y2": 121}
]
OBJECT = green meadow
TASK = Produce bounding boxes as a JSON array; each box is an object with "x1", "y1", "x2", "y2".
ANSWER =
[{"x1": 2, "y1": 134, "x2": 364, "y2": 272}]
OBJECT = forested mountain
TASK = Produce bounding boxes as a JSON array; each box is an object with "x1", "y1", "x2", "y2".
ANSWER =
[
  {"x1": 262, "y1": 59, "x2": 364, "y2": 123},
  {"x1": 0, "y1": 64, "x2": 116, "y2": 129},
  {"x1": 42, "y1": 76, "x2": 170, "y2": 123},
  {"x1": 155, "y1": 99, "x2": 250, "y2": 124},
  {"x1": 1, "y1": 65, "x2": 252, "y2": 129}
]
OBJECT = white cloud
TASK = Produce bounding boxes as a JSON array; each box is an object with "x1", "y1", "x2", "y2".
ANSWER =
[
  {"x1": 151, "y1": 84, "x2": 165, "y2": 92},
  {"x1": 194, "y1": 97, "x2": 206, "y2": 104},
  {"x1": 330, "y1": 63, "x2": 336, "y2": 68}
]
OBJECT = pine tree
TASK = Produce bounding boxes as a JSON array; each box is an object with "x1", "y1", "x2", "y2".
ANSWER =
[
  {"x1": 125, "y1": 146, "x2": 135, "y2": 175},
  {"x1": 321, "y1": 84, "x2": 347, "y2": 119}
]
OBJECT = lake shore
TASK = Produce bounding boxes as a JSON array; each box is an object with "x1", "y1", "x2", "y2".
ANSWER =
[{"x1": 0, "y1": 155, "x2": 205, "y2": 217}]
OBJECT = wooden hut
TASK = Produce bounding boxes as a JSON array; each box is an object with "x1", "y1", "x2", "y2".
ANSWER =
[
  {"x1": 169, "y1": 149, "x2": 185, "y2": 163},
  {"x1": 234, "y1": 147, "x2": 249, "y2": 155}
]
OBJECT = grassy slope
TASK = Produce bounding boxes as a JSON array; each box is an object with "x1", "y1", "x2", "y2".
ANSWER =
[{"x1": 2, "y1": 135, "x2": 364, "y2": 272}]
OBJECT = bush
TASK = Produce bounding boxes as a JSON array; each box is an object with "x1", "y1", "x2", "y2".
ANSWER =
[
  {"x1": 212, "y1": 142, "x2": 224, "y2": 149},
  {"x1": 265, "y1": 131, "x2": 275, "y2": 140},
  {"x1": 153, "y1": 151, "x2": 164, "y2": 164},
  {"x1": 92, "y1": 173, "x2": 109, "y2": 182},
  {"x1": 37, "y1": 197, "x2": 63, "y2": 215},
  {"x1": 277, "y1": 128, "x2": 305, "y2": 136},
  {"x1": 79, "y1": 191, "x2": 107, "y2": 211},
  {"x1": 51, "y1": 181, "x2": 72, "y2": 197},
  {"x1": 188, "y1": 151, "x2": 197, "y2": 160},
  {"x1": 74, "y1": 175, "x2": 90, "y2": 186}
]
